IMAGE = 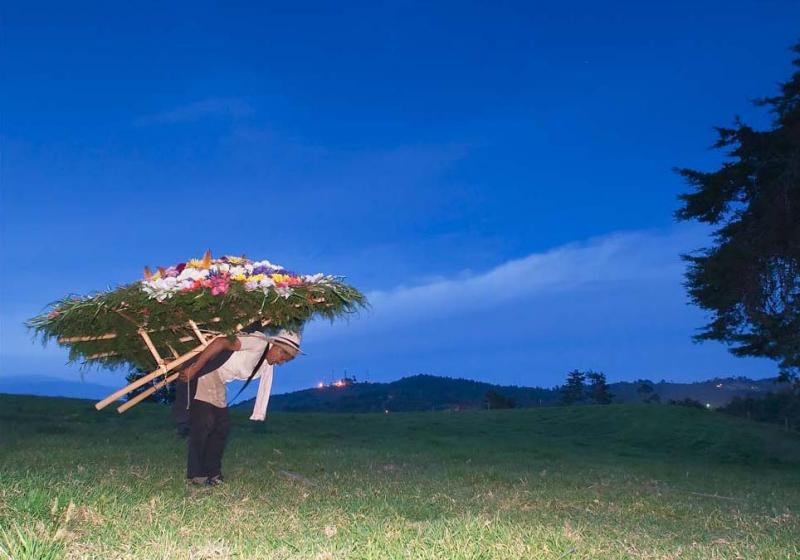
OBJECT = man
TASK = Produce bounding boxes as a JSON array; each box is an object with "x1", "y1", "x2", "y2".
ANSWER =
[{"x1": 178, "y1": 328, "x2": 302, "y2": 486}]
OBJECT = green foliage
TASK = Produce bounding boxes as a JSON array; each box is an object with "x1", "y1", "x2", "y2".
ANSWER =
[
  {"x1": 586, "y1": 371, "x2": 614, "y2": 405},
  {"x1": 560, "y1": 370, "x2": 586, "y2": 405},
  {"x1": 0, "y1": 524, "x2": 64, "y2": 560},
  {"x1": 720, "y1": 390, "x2": 800, "y2": 431},
  {"x1": 0, "y1": 498, "x2": 73, "y2": 560},
  {"x1": 484, "y1": 390, "x2": 517, "y2": 409},
  {"x1": 644, "y1": 393, "x2": 662, "y2": 404},
  {"x1": 675, "y1": 42, "x2": 800, "y2": 383},
  {"x1": 2, "y1": 394, "x2": 800, "y2": 558},
  {"x1": 637, "y1": 382, "x2": 654, "y2": 396},
  {"x1": 26, "y1": 279, "x2": 366, "y2": 373},
  {"x1": 669, "y1": 398, "x2": 706, "y2": 410}
]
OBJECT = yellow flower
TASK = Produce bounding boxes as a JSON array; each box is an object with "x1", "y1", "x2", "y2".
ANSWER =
[
  {"x1": 271, "y1": 273, "x2": 290, "y2": 283},
  {"x1": 226, "y1": 256, "x2": 246, "y2": 265},
  {"x1": 231, "y1": 273, "x2": 247, "y2": 282},
  {"x1": 186, "y1": 259, "x2": 204, "y2": 269},
  {"x1": 248, "y1": 274, "x2": 266, "y2": 282}
]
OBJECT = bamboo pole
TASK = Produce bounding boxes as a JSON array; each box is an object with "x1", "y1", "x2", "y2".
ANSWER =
[
  {"x1": 93, "y1": 337, "x2": 220, "y2": 410},
  {"x1": 115, "y1": 318, "x2": 271, "y2": 414},
  {"x1": 116, "y1": 372, "x2": 180, "y2": 414},
  {"x1": 166, "y1": 344, "x2": 180, "y2": 359},
  {"x1": 188, "y1": 320, "x2": 207, "y2": 344},
  {"x1": 58, "y1": 333, "x2": 117, "y2": 343},
  {"x1": 143, "y1": 316, "x2": 221, "y2": 334},
  {"x1": 95, "y1": 316, "x2": 271, "y2": 412},
  {"x1": 86, "y1": 351, "x2": 118, "y2": 360},
  {"x1": 138, "y1": 329, "x2": 165, "y2": 368},
  {"x1": 60, "y1": 316, "x2": 232, "y2": 347}
]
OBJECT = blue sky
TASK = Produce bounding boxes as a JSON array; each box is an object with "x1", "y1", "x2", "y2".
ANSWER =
[{"x1": 1, "y1": 1, "x2": 798, "y2": 399}]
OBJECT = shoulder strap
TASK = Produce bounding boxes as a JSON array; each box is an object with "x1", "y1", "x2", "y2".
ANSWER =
[{"x1": 228, "y1": 340, "x2": 270, "y2": 405}]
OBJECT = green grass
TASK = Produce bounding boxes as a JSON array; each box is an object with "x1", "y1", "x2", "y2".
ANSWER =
[{"x1": 1, "y1": 394, "x2": 799, "y2": 559}]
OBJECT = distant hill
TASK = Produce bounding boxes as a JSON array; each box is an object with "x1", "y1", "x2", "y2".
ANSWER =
[
  {"x1": 0, "y1": 375, "x2": 118, "y2": 400},
  {"x1": 1, "y1": 373, "x2": 788, "y2": 412},
  {"x1": 238, "y1": 374, "x2": 558, "y2": 413},
  {"x1": 237, "y1": 374, "x2": 790, "y2": 413},
  {"x1": 608, "y1": 377, "x2": 791, "y2": 407}
]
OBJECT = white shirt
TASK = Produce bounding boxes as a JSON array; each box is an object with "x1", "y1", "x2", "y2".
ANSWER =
[{"x1": 194, "y1": 332, "x2": 274, "y2": 420}]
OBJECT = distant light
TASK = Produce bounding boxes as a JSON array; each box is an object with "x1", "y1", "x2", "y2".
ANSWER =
[
  {"x1": 705, "y1": 403, "x2": 711, "y2": 409},
  {"x1": 715, "y1": 383, "x2": 723, "y2": 388},
  {"x1": 317, "y1": 382, "x2": 325, "y2": 389},
  {"x1": 333, "y1": 380, "x2": 345, "y2": 388},
  {"x1": 384, "y1": 409, "x2": 389, "y2": 414}
]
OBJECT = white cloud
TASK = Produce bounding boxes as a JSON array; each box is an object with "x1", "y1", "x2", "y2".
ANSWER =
[
  {"x1": 134, "y1": 98, "x2": 254, "y2": 126},
  {"x1": 310, "y1": 225, "x2": 706, "y2": 335}
]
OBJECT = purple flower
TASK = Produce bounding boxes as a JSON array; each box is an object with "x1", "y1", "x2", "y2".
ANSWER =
[{"x1": 252, "y1": 265, "x2": 275, "y2": 275}]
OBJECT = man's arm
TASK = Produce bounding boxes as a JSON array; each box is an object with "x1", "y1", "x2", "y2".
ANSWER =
[{"x1": 178, "y1": 336, "x2": 242, "y2": 382}]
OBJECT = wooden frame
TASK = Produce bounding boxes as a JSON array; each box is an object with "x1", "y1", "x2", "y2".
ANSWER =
[{"x1": 90, "y1": 317, "x2": 269, "y2": 413}]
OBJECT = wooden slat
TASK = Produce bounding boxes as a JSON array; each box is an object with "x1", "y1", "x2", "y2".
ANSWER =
[
  {"x1": 86, "y1": 351, "x2": 118, "y2": 360},
  {"x1": 138, "y1": 329, "x2": 165, "y2": 368},
  {"x1": 95, "y1": 316, "x2": 273, "y2": 413},
  {"x1": 94, "y1": 336, "x2": 221, "y2": 410},
  {"x1": 166, "y1": 344, "x2": 180, "y2": 359},
  {"x1": 116, "y1": 372, "x2": 180, "y2": 414},
  {"x1": 188, "y1": 320, "x2": 207, "y2": 344},
  {"x1": 116, "y1": 318, "x2": 273, "y2": 414},
  {"x1": 58, "y1": 333, "x2": 117, "y2": 343}
]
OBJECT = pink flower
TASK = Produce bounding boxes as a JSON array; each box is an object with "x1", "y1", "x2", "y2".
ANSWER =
[{"x1": 209, "y1": 275, "x2": 230, "y2": 296}]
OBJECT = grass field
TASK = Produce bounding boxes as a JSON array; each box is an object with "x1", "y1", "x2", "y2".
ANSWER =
[{"x1": 1, "y1": 394, "x2": 799, "y2": 559}]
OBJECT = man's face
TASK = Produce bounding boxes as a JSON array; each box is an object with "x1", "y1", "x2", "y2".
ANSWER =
[{"x1": 267, "y1": 344, "x2": 296, "y2": 366}]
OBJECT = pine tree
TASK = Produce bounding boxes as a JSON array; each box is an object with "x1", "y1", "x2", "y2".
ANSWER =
[
  {"x1": 560, "y1": 370, "x2": 585, "y2": 405},
  {"x1": 587, "y1": 371, "x2": 614, "y2": 405},
  {"x1": 675, "y1": 42, "x2": 800, "y2": 384}
]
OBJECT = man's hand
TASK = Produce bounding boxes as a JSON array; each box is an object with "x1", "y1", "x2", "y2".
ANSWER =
[{"x1": 178, "y1": 364, "x2": 197, "y2": 383}]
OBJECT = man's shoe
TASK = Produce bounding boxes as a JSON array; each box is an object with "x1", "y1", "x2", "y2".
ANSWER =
[
  {"x1": 206, "y1": 475, "x2": 224, "y2": 486},
  {"x1": 189, "y1": 476, "x2": 208, "y2": 486}
]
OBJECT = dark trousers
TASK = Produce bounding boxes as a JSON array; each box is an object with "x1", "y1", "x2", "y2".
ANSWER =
[{"x1": 187, "y1": 399, "x2": 230, "y2": 479}]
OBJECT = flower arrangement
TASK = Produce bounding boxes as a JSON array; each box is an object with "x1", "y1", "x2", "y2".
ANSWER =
[
  {"x1": 28, "y1": 251, "x2": 366, "y2": 372},
  {"x1": 140, "y1": 253, "x2": 333, "y2": 301}
]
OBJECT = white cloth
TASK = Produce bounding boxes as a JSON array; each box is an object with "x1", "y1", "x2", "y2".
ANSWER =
[
  {"x1": 249, "y1": 360, "x2": 273, "y2": 421},
  {"x1": 194, "y1": 332, "x2": 275, "y2": 421},
  {"x1": 216, "y1": 332, "x2": 270, "y2": 383}
]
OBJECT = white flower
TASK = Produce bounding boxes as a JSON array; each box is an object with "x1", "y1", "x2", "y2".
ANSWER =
[
  {"x1": 177, "y1": 279, "x2": 195, "y2": 291},
  {"x1": 302, "y1": 273, "x2": 325, "y2": 284},
  {"x1": 229, "y1": 265, "x2": 246, "y2": 277},
  {"x1": 178, "y1": 268, "x2": 207, "y2": 281},
  {"x1": 258, "y1": 277, "x2": 276, "y2": 294},
  {"x1": 141, "y1": 277, "x2": 182, "y2": 300},
  {"x1": 276, "y1": 287, "x2": 293, "y2": 299}
]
